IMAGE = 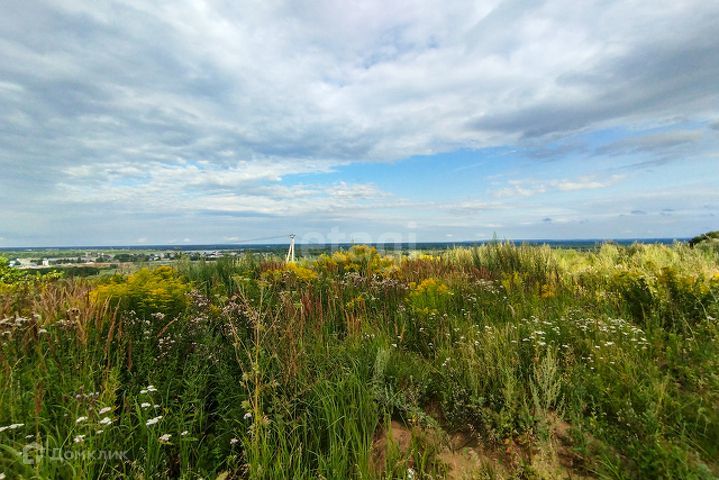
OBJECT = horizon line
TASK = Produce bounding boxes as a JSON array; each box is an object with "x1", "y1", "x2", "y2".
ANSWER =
[{"x1": 0, "y1": 236, "x2": 690, "y2": 251}]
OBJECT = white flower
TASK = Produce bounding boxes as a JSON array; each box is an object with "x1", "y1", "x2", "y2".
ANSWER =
[
  {"x1": 75, "y1": 416, "x2": 88, "y2": 424},
  {"x1": 0, "y1": 472, "x2": 6, "y2": 479},
  {"x1": 0, "y1": 423, "x2": 24, "y2": 432},
  {"x1": 73, "y1": 434, "x2": 86, "y2": 444},
  {"x1": 407, "y1": 467, "x2": 416, "y2": 480},
  {"x1": 38, "y1": 328, "x2": 48, "y2": 334},
  {"x1": 99, "y1": 417, "x2": 113, "y2": 426},
  {"x1": 243, "y1": 412, "x2": 252, "y2": 420},
  {"x1": 146, "y1": 416, "x2": 163, "y2": 426},
  {"x1": 141, "y1": 402, "x2": 151, "y2": 409},
  {"x1": 140, "y1": 389, "x2": 148, "y2": 395},
  {"x1": 98, "y1": 407, "x2": 112, "y2": 415},
  {"x1": 180, "y1": 430, "x2": 189, "y2": 436},
  {"x1": 153, "y1": 404, "x2": 160, "y2": 409},
  {"x1": 230, "y1": 437, "x2": 239, "y2": 445},
  {"x1": 146, "y1": 385, "x2": 157, "y2": 392},
  {"x1": 96, "y1": 429, "x2": 104, "y2": 434},
  {"x1": 158, "y1": 433, "x2": 172, "y2": 443}
]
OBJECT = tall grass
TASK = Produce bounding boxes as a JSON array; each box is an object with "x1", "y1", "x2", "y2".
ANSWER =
[{"x1": 1, "y1": 243, "x2": 718, "y2": 479}]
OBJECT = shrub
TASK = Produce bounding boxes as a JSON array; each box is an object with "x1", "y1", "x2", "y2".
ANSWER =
[
  {"x1": 260, "y1": 262, "x2": 318, "y2": 284},
  {"x1": 611, "y1": 270, "x2": 656, "y2": 322},
  {"x1": 409, "y1": 277, "x2": 451, "y2": 313},
  {"x1": 0, "y1": 256, "x2": 25, "y2": 284},
  {"x1": 90, "y1": 266, "x2": 190, "y2": 318},
  {"x1": 315, "y1": 246, "x2": 396, "y2": 277}
]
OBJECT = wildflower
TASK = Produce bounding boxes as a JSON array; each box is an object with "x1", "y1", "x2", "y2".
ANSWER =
[
  {"x1": 99, "y1": 417, "x2": 113, "y2": 426},
  {"x1": 38, "y1": 328, "x2": 48, "y2": 334},
  {"x1": 407, "y1": 467, "x2": 416, "y2": 479},
  {"x1": 98, "y1": 407, "x2": 113, "y2": 415},
  {"x1": 243, "y1": 412, "x2": 252, "y2": 420},
  {"x1": 73, "y1": 434, "x2": 86, "y2": 444},
  {"x1": 146, "y1": 416, "x2": 163, "y2": 426},
  {"x1": 0, "y1": 423, "x2": 24, "y2": 432},
  {"x1": 158, "y1": 433, "x2": 172, "y2": 443},
  {"x1": 75, "y1": 416, "x2": 88, "y2": 424},
  {"x1": 230, "y1": 437, "x2": 240, "y2": 445},
  {"x1": 96, "y1": 430, "x2": 104, "y2": 434},
  {"x1": 140, "y1": 389, "x2": 147, "y2": 394},
  {"x1": 141, "y1": 402, "x2": 151, "y2": 408},
  {"x1": 181, "y1": 430, "x2": 189, "y2": 436},
  {"x1": 0, "y1": 473, "x2": 5, "y2": 480}
]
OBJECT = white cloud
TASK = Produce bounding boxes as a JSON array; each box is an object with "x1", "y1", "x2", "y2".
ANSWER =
[
  {"x1": 1, "y1": 0, "x2": 718, "y2": 243},
  {"x1": 57, "y1": 159, "x2": 390, "y2": 220},
  {"x1": 494, "y1": 175, "x2": 624, "y2": 198},
  {"x1": 3, "y1": 0, "x2": 718, "y2": 169},
  {"x1": 555, "y1": 178, "x2": 616, "y2": 192}
]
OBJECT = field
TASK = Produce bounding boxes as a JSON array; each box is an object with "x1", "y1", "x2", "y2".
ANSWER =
[{"x1": 1, "y1": 242, "x2": 718, "y2": 479}]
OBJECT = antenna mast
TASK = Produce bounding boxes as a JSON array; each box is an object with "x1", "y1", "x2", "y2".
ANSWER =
[{"x1": 285, "y1": 234, "x2": 296, "y2": 263}]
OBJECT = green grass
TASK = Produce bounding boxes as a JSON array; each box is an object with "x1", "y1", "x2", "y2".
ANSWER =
[{"x1": 1, "y1": 242, "x2": 718, "y2": 479}]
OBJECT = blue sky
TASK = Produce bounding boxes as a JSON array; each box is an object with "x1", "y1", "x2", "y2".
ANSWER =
[{"x1": 0, "y1": 0, "x2": 718, "y2": 246}]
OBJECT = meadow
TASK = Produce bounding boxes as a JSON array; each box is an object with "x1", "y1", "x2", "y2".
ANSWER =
[{"x1": 1, "y1": 242, "x2": 718, "y2": 479}]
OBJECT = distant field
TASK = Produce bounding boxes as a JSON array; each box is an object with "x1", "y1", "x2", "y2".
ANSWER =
[
  {"x1": 1, "y1": 242, "x2": 718, "y2": 479},
  {"x1": 0, "y1": 238, "x2": 688, "y2": 273},
  {"x1": 0, "y1": 237, "x2": 688, "y2": 255}
]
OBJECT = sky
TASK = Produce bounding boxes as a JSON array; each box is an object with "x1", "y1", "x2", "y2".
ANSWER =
[{"x1": 1, "y1": 0, "x2": 718, "y2": 247}]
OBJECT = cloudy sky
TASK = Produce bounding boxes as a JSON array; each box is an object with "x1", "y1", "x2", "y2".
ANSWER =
[{"x1": 1, "y1": 0, "x2": 718, "y2": 246}]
